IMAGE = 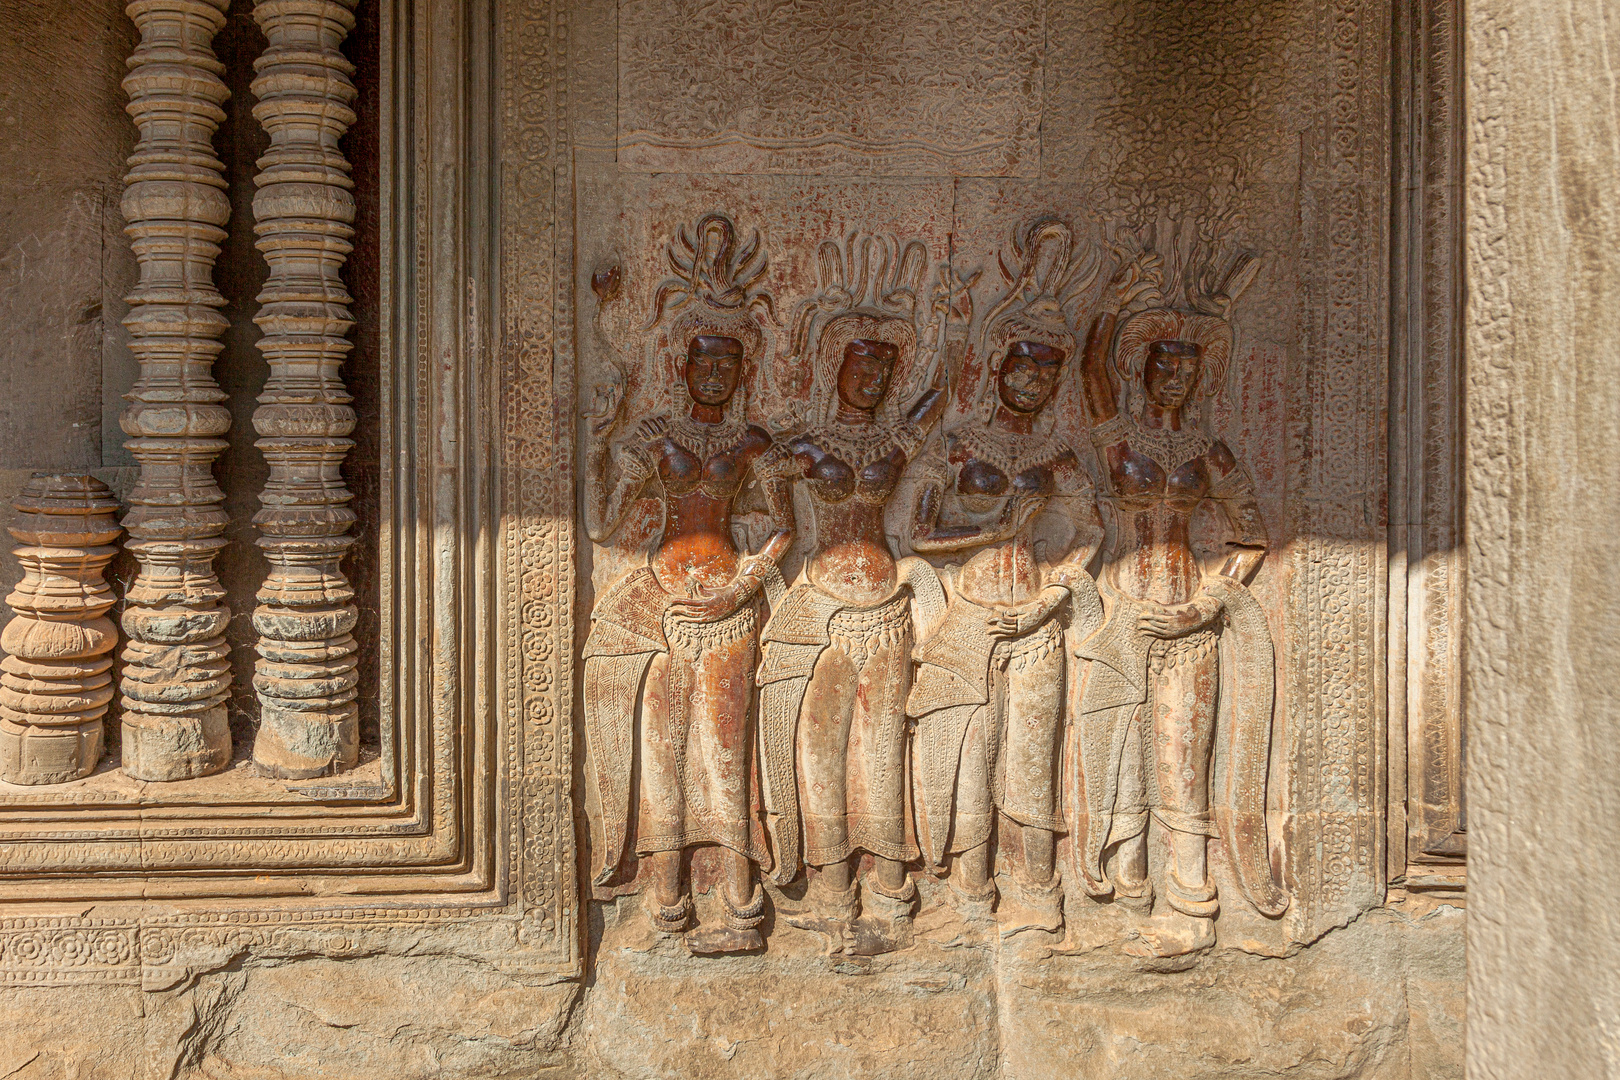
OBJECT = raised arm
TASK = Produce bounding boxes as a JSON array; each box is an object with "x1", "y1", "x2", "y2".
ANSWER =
[
  {"x1": 1080, "y1": 309, "x2": 1120, "y2": 425},
  {"x1": 581, "y1": 381, "x2": 655, "y2": 543}
]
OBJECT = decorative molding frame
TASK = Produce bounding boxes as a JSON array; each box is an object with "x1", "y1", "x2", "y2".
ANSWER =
[
  {"x1": 1389, "y1": 0, "x2": 1467, "y2": 892},
  {"x1": 0, "y1": 0, "x2": 580, "y2": 983}
]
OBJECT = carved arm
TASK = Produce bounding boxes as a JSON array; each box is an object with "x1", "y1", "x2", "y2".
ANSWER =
[
  {"x1": 1206, "y1": 441, "x2": 1268, "y2": 584},
  {"x1": 909, "y1": 478, "x2": 1040, "y2": 555}
]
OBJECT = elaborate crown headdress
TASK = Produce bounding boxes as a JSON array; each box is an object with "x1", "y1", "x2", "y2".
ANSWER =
[
  {"x1": 1105, "y1": 216, "x2": 1261, "y2": 428},
  {"x1": 784, "y1": 232, "x2": 963, "y2": 431},
  {"x1": 961, "y1": 217, "x2": 1102, "y2": 428},
  {"x1": 643, "y1": 213, "x2": 777, "y2": 424}
]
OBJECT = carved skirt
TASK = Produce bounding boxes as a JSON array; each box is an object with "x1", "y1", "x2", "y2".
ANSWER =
[
  {"x1": 948, "y1": 618, "x2": 1066, "y2": 854},
  {"x1": 1109, "y1": 629, "x2": 1220, "y2": 843},
  {"x1": 794, "y1": 592, "x2": 914, "y2": 866},
  {"x1": 633, "y1": 603, "x2": 770, "y2": 864}
]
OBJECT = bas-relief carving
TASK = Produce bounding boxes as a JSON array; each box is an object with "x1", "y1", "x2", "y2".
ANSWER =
[
  {"x1": 579, "y1": 213, "x2": 1289, "y2": 961},
  {"x1": 616, "y1": 0, "x2": 1043, "y2": 177}
]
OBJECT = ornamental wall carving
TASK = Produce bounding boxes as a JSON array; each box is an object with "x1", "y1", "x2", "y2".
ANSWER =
[{"x1": 0, "y1": 0, "x2": 1462, "y2": 1006}]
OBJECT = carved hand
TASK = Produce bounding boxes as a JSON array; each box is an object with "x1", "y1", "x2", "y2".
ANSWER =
[
  {"x1": 1136, "y1": 593, "x2": 1223, "y2": 639},
  {"x1": 987, "y1": 585, "x2": 1069, "y2": 639},
  {"x1": 667, "y1": 582, "x2": 744, "y2": 624},
  {"x1": 1105, "y1": 251, "x2": 1164, "y2": 313},
  {"x1": 581, "y1": 378, "x2": 625, "y2": 438}
]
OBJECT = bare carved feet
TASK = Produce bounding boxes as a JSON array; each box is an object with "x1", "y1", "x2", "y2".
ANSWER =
[{"x1": 1121, "y1": 910, "x2": 1215, "y2": 958}]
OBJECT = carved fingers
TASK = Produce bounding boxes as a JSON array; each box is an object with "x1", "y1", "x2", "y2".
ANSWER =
[
  {"x1": 1137, "y1": 595, "x2": 1223, "y2": 639},
  {"x1": 582, "y1": 375, "x2": 626, "y2": 437}
]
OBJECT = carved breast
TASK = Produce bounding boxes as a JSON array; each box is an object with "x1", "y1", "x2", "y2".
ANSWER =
[
  {"x1": 956, "y1": 458, "x2": 1055, "y2": 504},
  {"x1": 796, "y1": 439, "x2": 905, "y2": 505},
  {"x1": 1111, "y1": 445, "x2": 1208, "y2": 513},
  {"x1": 656, "y1": 440, "x2": 744, "y2": 499}
]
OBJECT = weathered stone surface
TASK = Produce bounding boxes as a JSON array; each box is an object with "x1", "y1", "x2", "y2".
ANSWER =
[
  {"x1": 616, "y1": 0, "x2": 1044, "y2": 177},
  {"x1": 0, "y1": 0, "x2": 1496, "y2": 1076},
  {"x1": 1464, "y1": 0, "x2": 1620, "y2": 1074}
]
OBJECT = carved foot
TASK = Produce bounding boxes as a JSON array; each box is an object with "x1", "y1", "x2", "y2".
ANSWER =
[
  {"x1": 778, "y1": 873, "x2": 856, "y2": 949},
  {"x1": 642, "y1": 891, "x2": 693, "y2": 934},
  {"x1": 999, "y1": 873, "x2": 1063, "y2": 938},
  {"x1": 685, "y1": 925, "x2": 764, "y2": 955},
  {"x1": 1121, "y1": 911, "x2": 1215, "y2": 958},
  {"x1": 1111, "y1": 874, "x2": 1154, "y2": 913},
  {"x1": 840, "y1": 875, "x2": 914, "y2": 956}
]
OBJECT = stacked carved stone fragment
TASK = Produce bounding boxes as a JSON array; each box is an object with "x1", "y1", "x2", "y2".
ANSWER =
[
  {"x1": 248, "y1": 0, "x2": 361, "y2": 777},
  {"x1": 0, "y1": 477, "x2": 122, "y2": 785},
  {"x1": 118, "y1": 0, "x2": 236, "y2": 781}
]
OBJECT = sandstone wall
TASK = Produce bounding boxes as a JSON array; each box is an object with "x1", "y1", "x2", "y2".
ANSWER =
[
  {"x1": 1465, "y1": 0, "x2": 1620, "y2": 1075},
  {"x1": 0, "y1": 1, "x2": 1470, "y2": 1077}
]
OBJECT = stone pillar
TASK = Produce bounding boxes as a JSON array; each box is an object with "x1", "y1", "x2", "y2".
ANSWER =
[
  {"x1": 117, "y1": 0, "x2": 236, "y2": 781},
  {"x1": 248, "y1": 0, "x2": 361, "y2": 778},
  {"x1": 0, "y1": 477, "x2": 121, "y2": 785},
  {"x1": 1465, "y1": 0, "x2": 1620, "y2": 1073}
]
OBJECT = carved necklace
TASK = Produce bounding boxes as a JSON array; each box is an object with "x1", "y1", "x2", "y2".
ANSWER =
[
  {"x1": 666, "y1": 411, "x2": 745, "y2": 461},
  {"x1": 1125, "y1": 416, "x2": 1211, "y2": 474},
  {"x1": 955, "y1": 422, "x2": 1070, "y2": 477},
  {"x1": 803, "y1": 419, "x2": 901, "y2": 472}
]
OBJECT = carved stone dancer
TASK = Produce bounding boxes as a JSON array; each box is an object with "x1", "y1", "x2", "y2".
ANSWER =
[
  {"x1": 118, "y1": 0, "x2": 235, "y2": 780},
  {"x1": 756, "y1": 236, "x2": 960, "y2": 955},
  {"x1": 248, "y1": 0, "x2": 363, "y2": 778},
  {"x1": 0, "y1": 477, "x2": 122, "y2": 784},
  {"x1": 581, "y1": 216, "x2": 794, "y2": 955},
  {"x1": 908, "y1": 220, "x2": 1102, "y2": 937},
  {"x1": 1072, "y1": 250, "x2": 1288, "y2": 959}
]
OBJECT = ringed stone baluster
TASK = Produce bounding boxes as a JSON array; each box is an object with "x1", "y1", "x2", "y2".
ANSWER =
[
  {"x1": 248, "y1": 0, "x2": 361, "y2": 778},
  {"x1": 0, "y1": 477, "x2": 123, "y2": 785},
  {"x1": 118, "y1": 0, "x2": 236, "y2": 781}
]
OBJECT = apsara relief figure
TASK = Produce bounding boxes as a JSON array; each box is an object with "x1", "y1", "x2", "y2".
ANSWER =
[
  {"x1": 908, "y1": 219, "x2": 1103, "y2": 937},
  {"x1": 1072, "y1": 240, "x2": 1288, "y2": 958},
  {"x1": 581, "y1": 214, "x2": 795, "y2": 955},
  {"x1": 755, "y1": 235, "x2": 963, "y2": 955}
]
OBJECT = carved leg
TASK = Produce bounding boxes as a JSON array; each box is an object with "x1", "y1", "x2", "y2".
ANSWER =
[
  {"x1": 997, "y1": 633, "x2": 1065, "y2": 936},
  {"x1": 687, "y1": 847, "x2": 764, "y2": 955},
  {"x1": 844, "y1": 856, "x2": 916, "y2": 956},
  {"x1": 642, "y1": 849, "x2": 691, "y2": 933},
  {"x1": 1124, "y1": 642, "x2": 1219, "y2": 958},
  {"x1": 782, "y1": 856, "x2": 859, "y2": 940},
  {"x1": 1109, "y1": 716, "x2": 1153, "y2": 907},
  {"x1": 948, "y1": 704, "x2": 997, "y2": 912}
]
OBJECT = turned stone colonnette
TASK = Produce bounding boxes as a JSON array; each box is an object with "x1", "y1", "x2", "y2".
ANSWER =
[
  {"x1": 117, "y1": 0, "x2": 237, "y2": 781},
  {"x1": 0, "y1": 477, "x2": 123, "y2": 785},
  {"x1": 247, "y1": 0, "x2": 363, "y2": 779}
]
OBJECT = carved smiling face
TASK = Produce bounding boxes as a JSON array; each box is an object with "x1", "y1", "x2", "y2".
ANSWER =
[
  {"x1": 835, "y1": 338, "x2": 899, "y2": 412},
  {"x1": 684, "y1": 335, "x2": 746, "y2": 407},
  {"x1": 997, "y1": 340, "x2": 1066, "y2": 414},
  {"x1": 1142, "y1": 340, "x2": 1202, "y2": 409}
]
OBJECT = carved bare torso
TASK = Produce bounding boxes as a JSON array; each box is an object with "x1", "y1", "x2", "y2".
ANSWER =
[
  {"x1": 787, "y1": 435, "x2": 907, "y2": 606},
  {"x1": 647, "y1": 426, "x2": 774, "y2": 595},
  {"x1": 1097, "y1": 435, "x2": 1240, "y2": 606},
  {"x1": 943, "y1": 432, "x2": 1080, "y2": 609}
]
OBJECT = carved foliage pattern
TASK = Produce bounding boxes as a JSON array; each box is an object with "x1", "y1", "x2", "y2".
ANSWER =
[{"x1": 618, "y1": 0, "x2": 1044, "y2": 176}]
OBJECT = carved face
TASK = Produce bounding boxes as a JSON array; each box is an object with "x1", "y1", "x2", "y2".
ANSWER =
[
  {"x1": 997, "y1": 340, "x2": 1066, "y2": 414},
  {"x1": 684, "y1": 335, "x2": 746, "y2": 407},
  {"x1": 1142, "y1": 340, "x2": 1202, "y2": 409},
  {"x1": 835, "y1": 339, "x2": 899, "y2": 412}
]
